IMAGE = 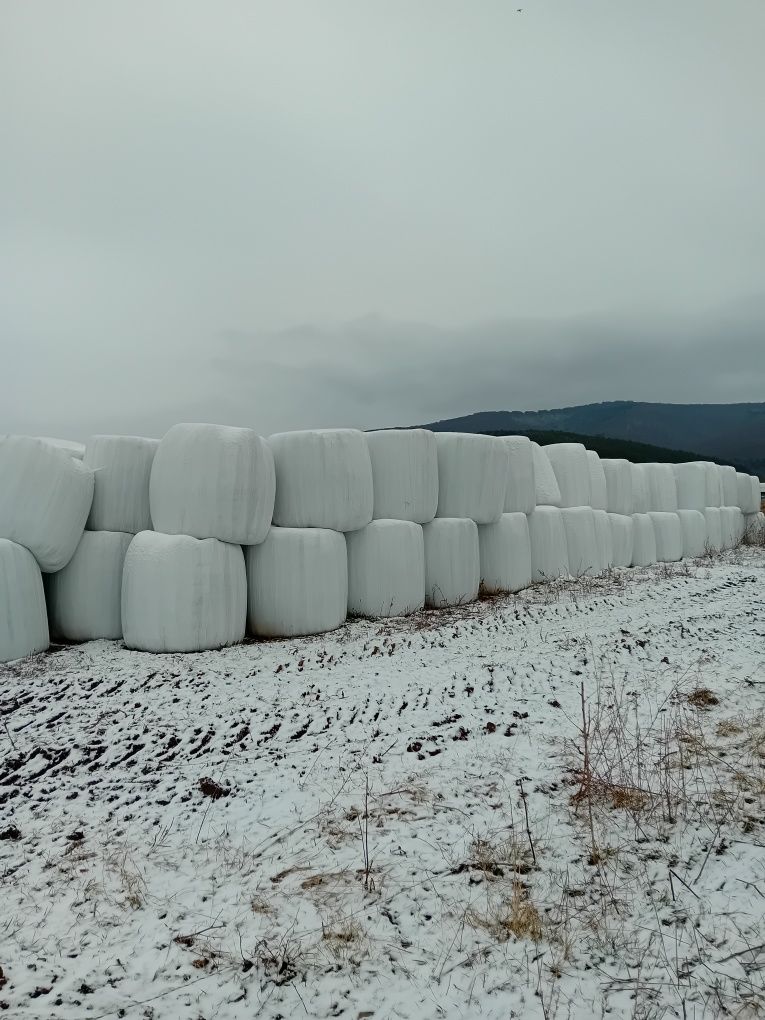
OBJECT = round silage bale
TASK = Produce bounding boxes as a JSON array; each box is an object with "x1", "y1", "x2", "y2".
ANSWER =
[
  {"x1": 527, "y1": 506, "x2": 569, "y2": 582},
  {"x1": 531, "y1": 442, "x2": 561, "y2": 507},
  {"x1": 502, "y1": 436, "x2": 536, "y2": 515},
  {"x1": 434, "y1": 433, "x2": 508, "y2": 524},
  {"x1": 544, "y1": 444, "x2": 591, "y2": 508},
  {"x1": 561, "y1": 506, "x2": 600, "y2": 578},
  {"x1": 0, "y1": 539, "x2": 49, "y2": 663},
  {"x1": 45, "y1": 531, "x2": 132, "y2": 641},
  {"x1": 744, "y1": 511, "x2": 765, "y2": 542},
  {"x1": 648, "y1": 512, "x2": 682, "y2": 562},
  {"x1": 631, "y1": 514, "x2": 657, "y2": 567},
  {"x1": 478, "y1": 512, "x2": 531, "y2": 594},
  {"x1": 0, "y1": 436, "x2": 94, "y2": 573},
  {"x1": 608, "y1": 513, "x2": 634, "y2": 568},
  {"x1": 84, "y1": 435, "x2": 159, "y2": 533},
  {"x1": 601, "y1": 459, "x2": 633, "y2": 516},
  {"x1": 644, "y1": 464, "x2": 678, "y2": 512},
  {"x1": 422, "y1": 518, "x2": 480, "y2": 608},
  {"x1": 703, "y1": 463, "x2": 723, "y2": 508},
  {"x1": 586, "y1": 452, "x2": 608, "y2": 511},
  {"x1": 736, "y1": 472, "x2": 758, "y2": 514},
  {"x1": 269, "y1": 429, "x2": 373, "y2": 532},
  {"x1": 150, "y1": 423, "x2": 275, "y2": 545},
  {"x1": 364, "y1": 429, "x2": 438, "y2": 523},
  {"x1": 672, "y1": 463, "x2": 706, "y2": 512},
  {"x1": 246, "y1": 527, "x2": 347, "y2": 637},
  {"x1": 121, "y1": 531, "x2": 246, "y2": 653},
  {"x1": 346, "y1": 520, "x2": 424, "y2": 618},
  {"x1": 592, "y1": 509, "x2": 613, "y2": 571},
  {"x1": 703, "y1": 507, "x2": 723, "y2": 553},
  {"x1": 630, "y1": 464, "x2": 651, "y2": 514},
  {"x1": 676, "y1": 510, "x2": 707, "y2": 559},
  {"x1": 719, "y1": 506, "x2": 743, "y2": 550},
  {"x1": 720, "y1": 466, "x2": 738, "y2": 507}
]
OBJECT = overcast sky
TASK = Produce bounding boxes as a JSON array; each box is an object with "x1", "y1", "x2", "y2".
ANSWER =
[{"x1": 2, "y1": 1, "x2": 764, "y2": 440}]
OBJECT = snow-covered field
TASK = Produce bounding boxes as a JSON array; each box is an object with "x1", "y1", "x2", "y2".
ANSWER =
[{"x1": 2, "y1": 549, "x2": 765, "y2": 1020}]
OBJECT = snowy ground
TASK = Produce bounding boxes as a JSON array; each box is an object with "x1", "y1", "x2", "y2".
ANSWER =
[{"x1": 2, "y1": 549, "x2": 765, "y2": 1020}]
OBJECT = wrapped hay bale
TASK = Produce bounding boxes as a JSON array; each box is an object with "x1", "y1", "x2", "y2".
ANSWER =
[
  {"x1": 631, "y1": 514, "x2": 657, "y2": 567},
  {"x1": 608, "y1": 513, "x2": 634, "y2": 568},
  {"x1": 586, "y1": 452, "x2": 608, "y2": 511},
  {"x1": 720, "y1": 507, "x2": 742, "y2": 550},
  {"x1": 269, "y1": 429, "x2": 373, "y2": 532},
  {"x1": 37, "y1": 437, "x2": 86, "y2": 460},
  {"x1": 672, "y1": 463, "x2": 706, "y2": 512},
  {"x1": 478, "y1": 512, "x2": 531, "y2": 594},
  {"x1": 0, "y1": 436, "x2": 94, "y2": 572},
  {"x1": 645, "y1": 463, "x2": 678, "y2": 512},
  {"x1": 84, "y1": 435, "x2": 158, "y2": 533},
  {"x1": 720, "y1": 466, "x2": 738, "y2": 506},
  {"x1": 676, "y1": 510, "x2": 706, "y2": 559},
  {"x1": 527, "y1": 506, "x2": 569, "y2": 582},
  {"x1": 593, "y1": 509, "x2": 613, "y2": 571},
  {"x1": 531, "y1": 442, "x2": 561, "y2": 506},
  {"x1": 435, "y1": 433, "x2": 508, "y2": 524},
  {"x1": 648, "y1": 512, "x2": 682, "y2": 562},
  {"x1": 630, "y1": 464, "x2": 651, "y2": 514},
  {"x1": 347, "y1": 520, "x2": 424, "y2": 618},
  {"x1": 364, "y1": 429, "x2": 438, "y2": 523},
  {"x1": 561, "y1": 507, "x2": 600, "y2": 577},
  {"x1": 703, "y1": 507, "x2": 723, "y2": 553},
  {"x1": 0, "y1": 539, "x2": 49, "y2": 662},
  {"x1": 744, "y1": 512, "x2": 765, "y2": 543},
  {"x1": 703, "y1": 463, "x2": 723, "y2": 508},
  {"x1": 601, "y1": 459, "x2": 633, "y2": 516},
  {"x1": 422, "y1": 518, "x2": 480, "y2": 608},
  {"x1": 46, "y1": 531, "x2": 132, "y2": 641},
  {"x1": 122, "y1": 531, "x2": 246, "y2": 653},
  {"x1": 246, "y1": 527, "x2": 347, "y2": 637},
  {"x1": 502, "y1": 436, "x2": 536, "y2": 514},
  {"x1": 544, "y1": 443, "x2": 591, "y2": 508},
  {"x1": 737, "y1": 472, "x2": 759, "y2": 514},
  {"x1": 150, "y1": 423, "x2": 275, "y2": 544}
]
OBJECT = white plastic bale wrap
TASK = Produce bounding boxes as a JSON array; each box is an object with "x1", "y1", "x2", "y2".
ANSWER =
[
  {"x1": 0, "y1": 539, "x2": 49, "y2": 662},
  {"x1": 503, "y1": 436, "x2": 536, "y2": 514},
  {"x1": 364, "y1": 429, "x2": 438, "y2": 524},
  {"x1": 592, "y1": 509, "x2": 613, "y2": 570},
  {"x1": 422, "y1": 518, "x2": 480, "y2": 608},
  {"x1": 601, "y1": 459, "x2": 633, "y2": 516},
  {"x1": 544, "y1": 443, "x2": 592, "y2": 508},
  {"x1": 0, "y1": 436, "x2": 94, "y2": 572},
  {"x1": 527, "y1": 506, "x2": 569, "y2": 582},
  {"x1": 648, "y1": 512, "x2": 682, "y2": 562},
  {"x1": 434, "y1": 433, "x2": 508, "y2": 524},
  {"x1": 608, "y1": 514, "x2": 634, "y2": 568},
  {"x1": 630, "y1": 464, "x2": 651, "y2": 514},
  {"x1": 672, "y1": 463, "x2": 707, "y2": 511},
  {"x1": 269, "y1": 429, "x2": 373, "y2": 532},
  {"x1": 586, "y1": 451, "x2": 608, "y2": 511},
  {"x1": 720, "y1": 507, "x2": 743, "y2": 550},
  {"x1": 531, "y1": 442, "x2": 561, "y2": 506},
  {"x1": 478, "y1": 512, "x2": 532, "y2": 594},
  {"x1": 121, "y1": 531, "x2": 246, "y2": 653},
  {"x1": 703, "y1": 463, "x2": 723, "y2": 507},
  {"x1": 37, "y1": 437, "x2": 86, "y2": 460},
  {"x1": 84, "y1": 435, "x2": 158, "y2": 533},
  {"x1": 703, "y1": 507, "x2": 723, "y2": 553},
  {"x1": 736, "y1": 473, "x2": 759, "y2": 514},
  {"x1": 744, "y1": 512, "x2": 765, "y2": 542},
  {"x1": 245, "y1": 527, "x2": 347, "y2": 637},
  {"x1": 150, "y1": 423, "x2": 275, "y2": 544},
  {"x1": 347, "y1": 520, "x2": 424, "y2": 618},
  {"x1": 561, "y1": 507, "x2": 600, "y2": 577},
  {"x1": 676, "y1": 510, "x2": 706, "y2": 559},
  {"x1": 631, "y1": 514, "x2": 657, "y2": 567},
  {"x1": 645, "y1": 463, "x2": 678, "y2": 512},
  {"x1": 46, "y1": 531, "x2": 132, "y2": 641},
  {"x1": 720, "y1": 466, "x2": 738, "y2": 506}
]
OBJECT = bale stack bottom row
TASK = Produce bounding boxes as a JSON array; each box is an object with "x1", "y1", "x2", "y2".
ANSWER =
[{"x1": 1, "y1": 429, "x2": 763, "y2": 661}]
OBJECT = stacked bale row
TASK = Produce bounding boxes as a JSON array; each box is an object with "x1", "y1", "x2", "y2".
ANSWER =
[{"x1": 1, "y1": 425, "x2": 760, "y2": 661}]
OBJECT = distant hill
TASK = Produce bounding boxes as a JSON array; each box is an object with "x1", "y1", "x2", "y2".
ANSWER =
[{"x1": 421, "y1": 401, "x2": 765, "y2": 475}]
